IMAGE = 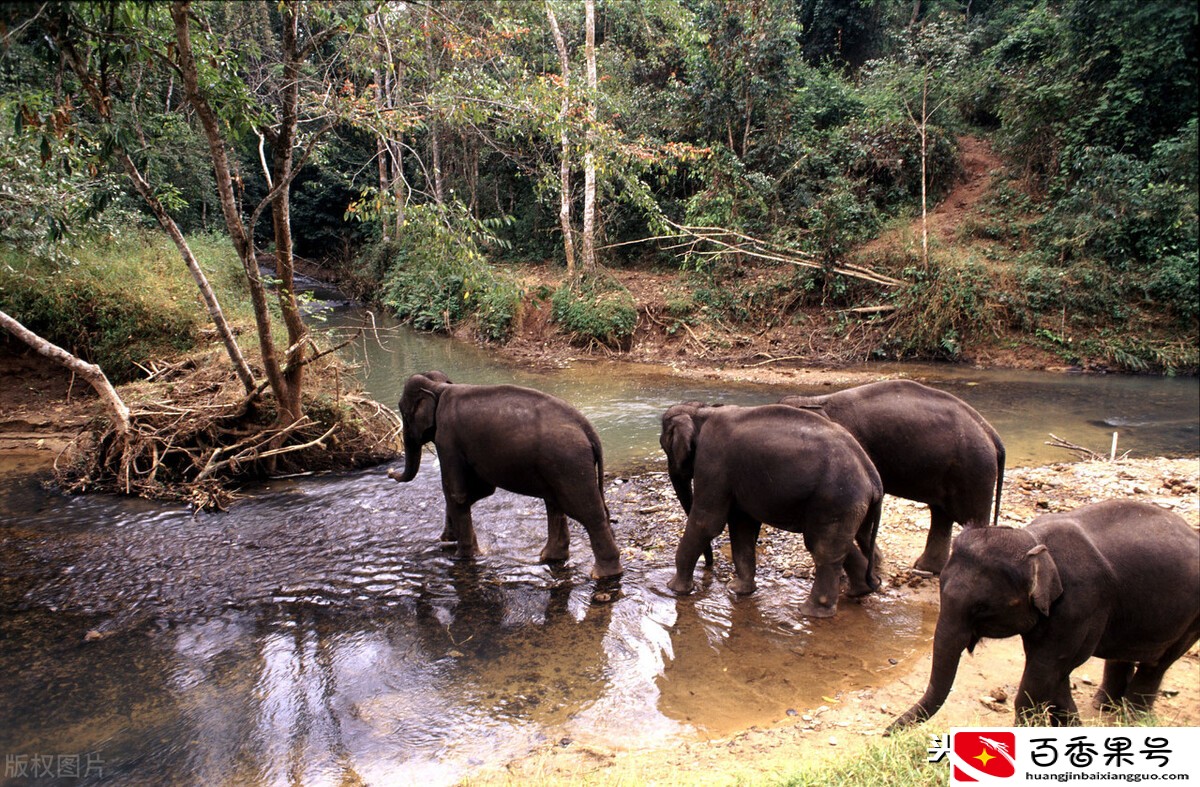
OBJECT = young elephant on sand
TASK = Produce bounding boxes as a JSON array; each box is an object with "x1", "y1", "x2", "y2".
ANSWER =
[
  {"x1": 389, "y1": 371, "x2": 622, "y2": 579},
  {"x1": 889, "y1": 499, "x2": 1199, "y2": 729}
]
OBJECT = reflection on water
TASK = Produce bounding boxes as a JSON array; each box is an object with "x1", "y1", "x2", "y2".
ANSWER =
[
  {"x1": 1, "y1": 300, "x2": 1195, "y2": 784},
  {"x1": 329, "y1": 307, "x2": 1199, "y2": 469},
  {"x1": 0, "y1": 465, "x2": 936, "y2": 785}
]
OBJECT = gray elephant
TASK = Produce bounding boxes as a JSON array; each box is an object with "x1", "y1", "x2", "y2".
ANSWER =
[
  {"x1": 661, "y1": 402, "x2": 883, "y2": 618},
  {"x1": 889, "y1": 499, "x2": 1200, "y2": 729},
  {"x1": 780, "y1": 379, "x2": 1005, "y2": 574},
  {"x1": 388, "y1": 371, "x2": 623, "y2": 579}
]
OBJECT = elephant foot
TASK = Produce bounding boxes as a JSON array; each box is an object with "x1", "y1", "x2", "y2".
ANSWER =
[
  {"x1": 799, "y1": 595, "x2": 838, "y2": 618},
  {"x1": 590, "y1": 560, "x2": 624, "y2": 580},
  {"x1": 727, "y1": 576, "x2": 756, "y2": 595},
  {"x1": 539, "y1": 546, "x2": 570, "y2": 564},
  {"x1": 912, "y1": 551, "x2": 948, "y2": 575},
  {"x1": 845, "y1": 574, "x2": 877, "y2": 597},
  {"x1": 667, "y1": 574, "x2": 695, "y2": 595},
  {"x1": 1092, "y1": 689, "x2": 1122, "y2": 712}
]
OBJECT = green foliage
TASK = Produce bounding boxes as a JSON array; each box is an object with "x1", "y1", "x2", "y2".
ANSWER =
[
  {"x1": 887, "y1": 257, "x2": 1000, "y2": 360},
  {"x1": 376, "y1": 204, "x2": 522, "y2": 341},
  {"x1": 0, "y1": 231, "x2": 248, "y2": 382},
  {"x1": 550, "y1": 275, "x2": 637, "y2": 349}
]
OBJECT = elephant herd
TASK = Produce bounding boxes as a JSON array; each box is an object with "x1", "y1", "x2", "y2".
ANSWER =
[{"x1": 389, "y1": 371, "x2": 1199, "y2": 729}]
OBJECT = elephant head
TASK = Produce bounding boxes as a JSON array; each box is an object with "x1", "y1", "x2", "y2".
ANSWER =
[
  {"x1": 391, "y1": 370, "x2": 452, "y2": 483},
  {"x1": 659, "y1": 402, "x2": 709, "y2": 514},
  {"x1": 889, "y1": 526, "x2": 1063, "y2": 731}
]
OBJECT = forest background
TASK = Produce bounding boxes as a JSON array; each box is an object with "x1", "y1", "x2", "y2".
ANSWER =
[{"x1": 0, "y1": 0, "x2": 1196, "y2": 501}]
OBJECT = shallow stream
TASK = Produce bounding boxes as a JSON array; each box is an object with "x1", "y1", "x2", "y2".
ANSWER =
[{"x1": 1, "y1": 298, "x2": 1196, "y2": 785}]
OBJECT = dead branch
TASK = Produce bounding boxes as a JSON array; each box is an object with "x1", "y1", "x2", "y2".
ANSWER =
[{"x1": 1045, "y1": 433, "x2": 1105, "y2": 461}]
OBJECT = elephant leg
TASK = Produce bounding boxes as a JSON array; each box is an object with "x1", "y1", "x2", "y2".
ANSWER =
[
  {"x1": 1124, "y1": 662, "x2": 1172, "y2": 713},
  {"x1": 914, "y1": 505, "x2": 954, "y2": 574},
  {"x1": 799, "y1": 530, "x2": 847, "y2": 618},
  {"x1": 669, "y1": 507, "x2": 727, "y2": 595},
  {"x1": 540, "y1": 501, "x2": 571, "y2": 564},
  {"x1": 842, "y1": 544, "x2": 874, "y2": 597},
  {"x1": 444, "y1": 496, "x2": 481, "y2": 559},
  {"x1": 726, "y1": 512, "x2": 761, "y2": 595},
  {"x1": 1016, "y1": 659, "x2": 1079, "y2": 726},
  {"x1": 441, "y1": 467, "x2": 491, "y2": 559},
  {"x1": 556, "y1": 485, "x2": 623, "y2": 580},
  {"x1": 1094, "y1": 660, "x2": 1136, "y2": 710},
  {"x1": 439, "y1": 512, "x2": 456, "y2": 544},
  {"x1": 1122, "y1": 630, "x2": 1199, "y2": 713},
  {"x1": 799, "y1": 561, "x2": 843, "y2": 618}
]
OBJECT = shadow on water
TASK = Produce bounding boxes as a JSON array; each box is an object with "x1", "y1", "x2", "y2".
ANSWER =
[{"x1": 0, "y1": 301, "x2": 1195, "y2": 783}]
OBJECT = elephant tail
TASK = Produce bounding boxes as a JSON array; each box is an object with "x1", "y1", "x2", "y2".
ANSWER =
[
  {"x1": 587, "y1": 424, "x2": 610, "y2": 521},
  {"x1": 859, "y1": 493, "x2": 884, "y2": 592},
  {"x1": 992, "y1": 435, "x2": 1006, "y2": 527}
]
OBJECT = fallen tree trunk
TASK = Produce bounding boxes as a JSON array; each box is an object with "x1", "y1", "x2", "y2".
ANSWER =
[{"x1": 0, "y1": 308, "x2": 130, "y2": 435}]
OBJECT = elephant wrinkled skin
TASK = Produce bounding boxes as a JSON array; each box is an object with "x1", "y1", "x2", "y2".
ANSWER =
[
  {"x1": 780, "y1": 379, "x2": 1006, "y2": 574},
  {"x1": 389, "y1": 371, "x2": 623, "y2": 579},
  {"x1": 661, "y1": 403, "x2": 884, "y2": 618},
  {"x1": 889, "y1": 499, "x2": 1200, "y2": 729}
]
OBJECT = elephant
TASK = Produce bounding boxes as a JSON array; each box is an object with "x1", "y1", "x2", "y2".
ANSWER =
[
  {"x1": 661, "y1": 402, "x2": 884, "y2": 618},
  {"x1": 388, "y1": 371, "x2": 623, "y2": 579},
  {"x1": 779, "y1": 379, "x2": 1005, "y2": 574},
  {"x1": 889, "y1": 499, "x2": 1200, "y2": 729}
]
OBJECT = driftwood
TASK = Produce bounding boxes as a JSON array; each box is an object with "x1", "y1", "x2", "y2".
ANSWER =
[
  {"x1": 53, "y1": 350, "x2": 401, "y2": 510},
  {"x1": 651, "y1": 220, "x2": 906, "y2": 288},
  {"x1": 1045, "y1": 432, "x2": 1130, "y2": 462}
]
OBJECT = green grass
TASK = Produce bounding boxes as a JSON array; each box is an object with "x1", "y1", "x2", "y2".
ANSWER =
[
  {"x1": 0, "y1": 228, "x2": 255, "y2": 382},
  {"x1": 779, "y1": 727, "x2": 946, "y2": 787}
]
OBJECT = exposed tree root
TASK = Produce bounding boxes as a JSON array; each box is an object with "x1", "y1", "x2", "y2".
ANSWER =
[{"x1": 53, "y1": 352, "x2": 401, "y2": 510}]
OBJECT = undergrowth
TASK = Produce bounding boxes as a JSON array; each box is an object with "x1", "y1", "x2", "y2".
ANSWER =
[
  {"x1": 374, "y1": 204, "x2": 523, "y2": 342},
  {"x1": 0, "y1": 230, "x2": 252, "y2": 382},
  {"x1": 550, "y1": 273, "x2": 638, "y2": 349}
]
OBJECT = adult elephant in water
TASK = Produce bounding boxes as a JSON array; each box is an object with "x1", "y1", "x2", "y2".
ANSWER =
[
  {"x1": 661, "y1": 403, "x2": 883, "y2": 618},
  {"x1": 779, "y1": 379, "x2": 1005, "y2": 574},
  {"x1": 388, "y1": 371, "x2": 623, "y2": 579}
]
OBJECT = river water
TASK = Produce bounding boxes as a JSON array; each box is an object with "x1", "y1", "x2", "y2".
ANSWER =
[{"x1": 1, "y1": 299, "x2": 1196, "y2": 785}]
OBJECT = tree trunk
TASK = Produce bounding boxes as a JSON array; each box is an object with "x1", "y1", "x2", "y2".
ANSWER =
[
  {"x1": 171, "y1": 1, "x2": 287, "y2": 412},
  {"x1": 54, "y1": 25, "x2": 255, "y2": 395},
  {"x1": 425, "y1": 4, "x2": 444, "y2": 205},
  {"x1": 118, "y1": 152, "x2": 256, "y2": 393},
  {"x1": 267, "y1": 1, "x2": 309, "y2": 426},
  {"x1": 919, "y1": 69, "x2": 929, "y2": 269},
  {"x1": 545, "y1": 1, "x2": 577, "y2": 278},
  {"x1": 0, "y1": 310, "x2": 130, "y2": 435},
  {"x1": 581, "y1": 0, "x2": 598, "y2": 273}
]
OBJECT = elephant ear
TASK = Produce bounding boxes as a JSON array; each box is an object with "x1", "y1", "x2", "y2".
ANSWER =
[
  {"x1": 403, "y1": 374, "x2": 448, "y2": 440},
  {"x1": 1025, "y1": 544, "x2": 1063, "y2": 616},
  {"x1": 666, "y1": 413, "x2": 697, "y2": 476}
]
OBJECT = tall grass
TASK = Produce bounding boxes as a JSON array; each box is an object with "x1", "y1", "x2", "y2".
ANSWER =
[{"x1": 0, "y1": 229, "x2": 254, "y2": 382}]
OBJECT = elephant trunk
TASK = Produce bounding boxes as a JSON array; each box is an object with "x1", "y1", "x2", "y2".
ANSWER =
[
  {"x1": 888, "y1": 614, "x2": 971, "y2": 733},
  {"x1": 390, "y1": 430, "x2": 423, "y2": 483},
  {"x1": 668, "y1": 470, "x2": 694, "y2": 514}
]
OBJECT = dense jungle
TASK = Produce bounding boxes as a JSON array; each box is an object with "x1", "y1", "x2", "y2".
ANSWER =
[{"x1": 0, "y1": 1, "x2": 1197, "y2": 785}]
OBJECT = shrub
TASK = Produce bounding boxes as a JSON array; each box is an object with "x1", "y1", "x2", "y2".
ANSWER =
[
  {"x1": 550, "y1": 275, "x2": 637, "y2": 349},
  {"x1": 886, "y1": 257, "x2": 1000, "y2": 360},
  {"x1": 376, "y1": 204, "x2": 522, "y2": 341}
]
